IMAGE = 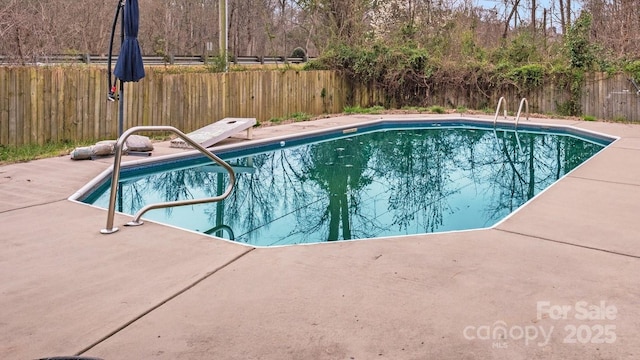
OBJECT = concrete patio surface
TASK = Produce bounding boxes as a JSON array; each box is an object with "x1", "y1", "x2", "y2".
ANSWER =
[{"x1": 1, "y1": 115, "x2": 639, "y2": 359}]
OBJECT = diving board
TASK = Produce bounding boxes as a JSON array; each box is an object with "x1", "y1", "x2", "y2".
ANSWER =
[{"x1": 170, "y1": 117, "x2": 256, "y2": 149}]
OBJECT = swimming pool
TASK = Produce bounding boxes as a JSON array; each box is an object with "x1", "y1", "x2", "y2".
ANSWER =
[{"x1": 77, "y1": 118, "x2": 614, "y2": 246}]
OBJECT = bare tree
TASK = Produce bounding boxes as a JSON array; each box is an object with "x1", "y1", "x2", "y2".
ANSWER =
[
  {"x1": 0, "y1": 0, "x2": 637, "y2": 64},
  {"x1": 585, "y1": 0, "x2": 640, "y2": 58},
  {"x1": 503, "y1": 0, "x2": 522, "y2": 38}
]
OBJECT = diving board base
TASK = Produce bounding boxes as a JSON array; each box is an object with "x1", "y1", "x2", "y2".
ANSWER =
[{"x1": 170, "y1": 117, "x2": 256, "y2": 149}]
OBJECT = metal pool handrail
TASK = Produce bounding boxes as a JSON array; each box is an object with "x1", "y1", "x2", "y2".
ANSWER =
[
  {"x1": 515, "y1": 98, "x2": 529, "y2": 128},
  {"x1": 493, "y1": 97, "x2": 508, "y2": 126},
  {"x1": 101, "y1": 126, "x2": 236, "y2": 234}
]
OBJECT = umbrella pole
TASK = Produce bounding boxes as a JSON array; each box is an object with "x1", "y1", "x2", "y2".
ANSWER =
[
  {"x1": 118, "y1": 0, "x2": 125, "y2": 137},
  {"x1": 107, "y1": 1, "x2": 122, "y2": 102},
  {"x1": 119, "y1": 80, "x2": 124, "y2": 137}
]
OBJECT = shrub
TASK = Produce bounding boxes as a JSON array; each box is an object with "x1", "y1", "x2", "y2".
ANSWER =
[{"x1": 507, "y1": 64, "x2": 545, "y2": 90}]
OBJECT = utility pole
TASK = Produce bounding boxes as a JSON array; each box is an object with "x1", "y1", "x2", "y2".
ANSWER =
[{"x1": 219, "y1": 0, "x2": 228, "y2": 71}]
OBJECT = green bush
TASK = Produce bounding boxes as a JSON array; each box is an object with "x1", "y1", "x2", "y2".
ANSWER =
[
  {"x1": 491, "y1": 32, "x2": 541, "y2": 66},
  {"x1": 205, "y1": 54, "x2": 228, "y2": 73},
  {"x1": 428, "y1": 105, "x2": 446, "y2": 114},
  {"x1": 565, "y1": 13, "x2": 597, "y2": 70},
  {"x1": 507, "y1": 64, "x2": 546, "y2": 89},
  {"x1": 555, "y1": 100, "x2": 580, "y2": 117},
  {"x1": 344, "y1": 105, "x2": 385, "y2": 114},
  {"x1": 402, "y1": 106, "x2": 430, "y2": 112},
  {"x1": 290, "y1": 112, "x2": 311, "y2": 122},
  {"x1": 550, "y1": 66, "x2": 585, "y2": 116},
  {"x1": 625, "y1": 60, "x2": 640, "y2": 82}
]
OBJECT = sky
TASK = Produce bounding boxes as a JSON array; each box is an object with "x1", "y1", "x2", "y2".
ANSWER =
[
  {"x1": 475, "y1": 0, "x2": 583, "y2": 14},
  {"x1": 476, "y1": 0, "x2": 553, "y2": 10},
  {"x1": 475, "y1": 0, "x2": 582, "y2": 29}
]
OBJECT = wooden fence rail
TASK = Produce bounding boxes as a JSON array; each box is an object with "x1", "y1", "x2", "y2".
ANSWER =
[{"x1": 0, "y1": 67, "x2": 638, "y2": 146}]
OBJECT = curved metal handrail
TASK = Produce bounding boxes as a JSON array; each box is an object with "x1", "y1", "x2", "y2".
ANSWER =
[
  {"x1": 101, "y1": 126, "x2": 236, "y2": 234},
  {"x1": 514, "y1": 98, "x2": 529, "y2": 128},
  {"x1": 493, "y1": 96, "x2": 508, "y2": 126},
  {"x1": 204, "y1": 224, "x2": 235, "y2": 240},
  {"x1": 514, "y1": 130, "x2": 523, "y2": 153}
]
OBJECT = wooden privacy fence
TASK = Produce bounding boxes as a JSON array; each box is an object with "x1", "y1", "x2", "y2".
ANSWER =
[
  {"x1": 489, "y1": 73, "x2": 640, "y2": 120},
  {"x1": 582, "y1": 73, "x2": 640, "y2": 121},
  {"x1": 414, "y1": 72, "x2": 640, "y2": 120},
  {"x1": 0, "y1": 67, "x2": 353, "y2": 146},
  {"x1": 1, "y1": 67, "x2": 639, "y2": 146}
]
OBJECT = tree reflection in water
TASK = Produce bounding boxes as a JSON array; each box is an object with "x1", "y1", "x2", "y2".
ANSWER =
[
  {"x1": 95, "y1": 127, "x2": 604, "y2": 246},
  {"x1": 299, "y1": 136, "x2": 375, "y2": 241}
]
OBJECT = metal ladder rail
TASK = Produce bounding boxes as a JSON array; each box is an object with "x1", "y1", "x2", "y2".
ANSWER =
[
  {"x1": 493, "y1": 96, "x2": 508, "y2": 126},
  {"x1": 204, "y1": 224, "x2": 235, "y2": 240},
  {"x1": 514, "y1": 98, "x2": 529, "y2": 128},
  {"x1": 101, "y1": 126, "x2": 236, "y2": 234}
]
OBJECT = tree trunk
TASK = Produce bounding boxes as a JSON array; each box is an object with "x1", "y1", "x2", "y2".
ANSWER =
[
  {"x1": 532, "y1": 0, "x2": 537, "y2": 35},
  {"x1": 558, "y1": 0, "x2": 566, "y2": 34},
  {"x1": 503, "y1": 0, "x2": 521, "y2": 38}
]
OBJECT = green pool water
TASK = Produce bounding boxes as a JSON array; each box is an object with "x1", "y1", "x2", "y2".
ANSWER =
[{"x1": 85, "y1": 124, "x2": 608, "y2": 246}]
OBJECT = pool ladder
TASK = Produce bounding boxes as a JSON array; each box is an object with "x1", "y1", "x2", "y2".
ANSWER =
[
  {"x1": 101, "y1": 126, "x2": 236, "y2": 234},
  {"x1": 493, "y1": 97, "x2": 529, "y2": 128}
]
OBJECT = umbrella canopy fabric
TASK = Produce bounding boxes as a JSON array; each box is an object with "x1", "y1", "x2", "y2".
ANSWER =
[{"x1": 114, "y1": 0, "x2": 145, "y2": 82}]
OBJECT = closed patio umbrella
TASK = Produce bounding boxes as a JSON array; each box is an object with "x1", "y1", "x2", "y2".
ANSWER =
[
  {"x1": 108, "y1": 0, "x2": 145, "y2": 137},
  {"x1": 114, "y1": 0, "x2": 144, "y2": 82}
]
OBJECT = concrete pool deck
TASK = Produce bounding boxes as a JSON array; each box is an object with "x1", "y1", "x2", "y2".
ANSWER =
[{"x1": 1, "y1": 114, "x2": 639, "y2": 359}]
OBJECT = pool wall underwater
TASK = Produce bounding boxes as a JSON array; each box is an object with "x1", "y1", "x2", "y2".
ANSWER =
[{"x1": 70, "y1": 117, "x2": 618, "y2": 247}]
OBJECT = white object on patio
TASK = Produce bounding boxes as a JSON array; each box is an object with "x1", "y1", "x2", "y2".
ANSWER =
[{"x1": 170, "y1": 117, "x2": 256, "y2": 149}]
